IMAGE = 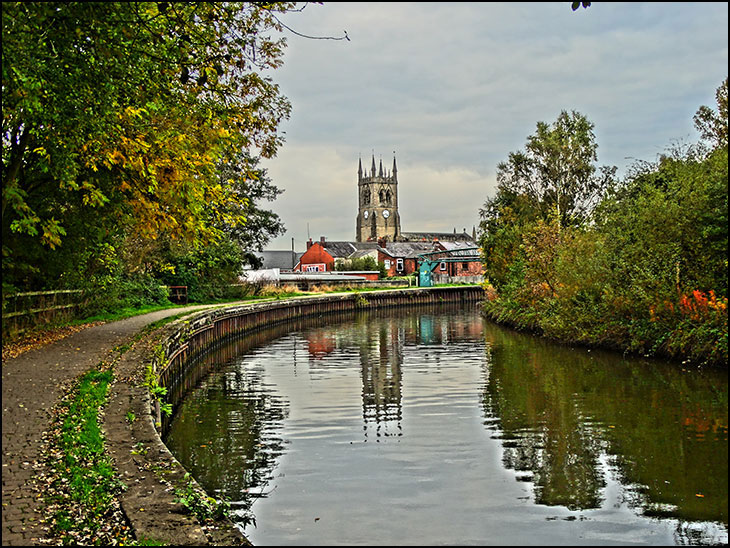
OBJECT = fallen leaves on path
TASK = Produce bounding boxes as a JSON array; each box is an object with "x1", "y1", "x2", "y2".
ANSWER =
[{"x1": 2, "y1": 322, "x2": 105, "y2": 361}]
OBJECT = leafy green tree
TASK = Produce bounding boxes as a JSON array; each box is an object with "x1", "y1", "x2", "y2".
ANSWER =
[
  {"x1": 152, "y1": 237, "x2": 246, "y2": 302},
  {"x1": 596, "y1": 144, "x2": 728, "y2": 302},
  {"x1": 2, "y1": 2, "x2": 295, "y2": 290},
  {"x1": 335, "y1": 256, "x2": 387, "y2": 278},
  {"x1": 693, "y1": 78, "x2": 728, "y2": 150},
  {"x1": 216, "y1": 152, "x2": 286, "y2": 269},
  {"x1": 480, "y1": 111, "x2": 615, "y2": 291},
  {"x1": 494, "y1": 110, "x2": 616, "y2": 228},
  {"x1": 478, "y1": 188, "x2": 537, "y2": 290},
  {"x1": 479, "y1": 98, "x2": 727, "y2": 364}
]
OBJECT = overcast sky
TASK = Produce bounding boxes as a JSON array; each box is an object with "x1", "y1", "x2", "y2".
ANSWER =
[{"x1": 258, "y1": 2, "x2": 728, "y2": 251}]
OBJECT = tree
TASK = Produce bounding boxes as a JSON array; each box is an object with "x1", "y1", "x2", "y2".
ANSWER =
[
  {"x1": 493, "y1": 110, "x2": 616, "y2": 228},
  {"x1": 2, "y1": 2, "x2": 296, "y2": 289},
  {"x1": 478, "y1": 187, "x2": 538, "y2": 290},
  {"x1": 216, "y1": 152, "x2": 286, "y2": 269},
  {"x1": 335, "y1": 256, "x2": 387, "y2": 279},
  {"x1": 694, "y1": 78, "x2": 728, "y2": 150},
  {"x1": 479, "y1": 88, "x2": 727, "y2": 365}
]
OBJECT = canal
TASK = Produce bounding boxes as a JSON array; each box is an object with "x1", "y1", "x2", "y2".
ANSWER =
[{"x1": 164, "y1": 302, "x2": 728, "y2": 545}]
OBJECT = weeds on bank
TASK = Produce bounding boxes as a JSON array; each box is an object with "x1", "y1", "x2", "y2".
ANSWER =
[{"x1": 174, "y1": 473, "x2": 232, "y2": 522}]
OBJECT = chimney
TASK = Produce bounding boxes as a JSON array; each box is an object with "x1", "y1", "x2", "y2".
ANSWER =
[
  {"x1": 320, "y1": 236, "x2": 326, "y2": 246},
  {"x1": 307, "y1": 238, "x2": 313, "y2": 250},
  {"x1": 378, "y1": 237, "x2": 386, "y2": 249}
]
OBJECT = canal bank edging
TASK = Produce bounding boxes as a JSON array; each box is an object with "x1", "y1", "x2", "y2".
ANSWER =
[{"x1": 108, "y1": 286, "x2": 483, "y2": 545}]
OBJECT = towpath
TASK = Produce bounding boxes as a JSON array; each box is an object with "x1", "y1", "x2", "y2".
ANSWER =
[{"x1": 1, "y1": 305, "x2": 216, "y2": 546}]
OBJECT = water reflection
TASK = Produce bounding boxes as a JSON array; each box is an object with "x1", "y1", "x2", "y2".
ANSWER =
[
  {"x1": 355, "y1": 319, "x2": 404, "y2": 440},
  {"x1": 164, "y1": 342, "x2": 290, "y2": 522},
  {"x1": 481, "y1": 321, "x2": 728, "y2": 529},
  {"x1": 302, "y1": 309, "x2": 485, "y2": 441},
  {"x1": 165, "y1": 304, "x2": 727, "y2": 545}
]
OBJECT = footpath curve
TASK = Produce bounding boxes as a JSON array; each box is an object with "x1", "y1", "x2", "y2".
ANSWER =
[{"x1": 1, "y1": 304, "x2": 225, "y2": 546}]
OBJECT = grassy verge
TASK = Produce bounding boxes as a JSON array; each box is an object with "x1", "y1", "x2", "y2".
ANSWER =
[
  {"x1": 70, "y1": 303, "x2": 188, "y2": 326},
  {"x1": 41, "y1": 367, "x2": 133, "y2": 545}
]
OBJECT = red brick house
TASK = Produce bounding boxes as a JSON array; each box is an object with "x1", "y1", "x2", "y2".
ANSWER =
[
  {"x1": 294, "y1": 238, "x2": 335, "y2": 272},
  {"x1": 293, "y1": 236, "x2": 482, "y2": 283},
  {"x1": 428, "y1": 241, "x2": 484, "y2": 284},
  {"x1": 295, "y1": 237, "x2": 381, "y2": 275},
  {"x1": 376, "y1": 239, "x2": 482, "y2": 281}
]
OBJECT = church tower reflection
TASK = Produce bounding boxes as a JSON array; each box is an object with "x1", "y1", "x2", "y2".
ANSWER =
[{"x1": 359, "y1": 318, "x2": 403, "y2": 441}]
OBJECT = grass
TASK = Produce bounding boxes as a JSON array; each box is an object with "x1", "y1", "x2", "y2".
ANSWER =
[
  {"x1": 45, "y1": 368, "x2": 131, "y2": 545},
  {"x1": 71, "y1": 303, "x2": 187, "y2": 325},
  {"x1": 43, "y1": 364, "x2": 181, "y2": 545}
]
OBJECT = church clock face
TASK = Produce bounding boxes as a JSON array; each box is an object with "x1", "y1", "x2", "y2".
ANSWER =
[{"x1": 382, "y1": 209, "x2": 390, "y2": 219}]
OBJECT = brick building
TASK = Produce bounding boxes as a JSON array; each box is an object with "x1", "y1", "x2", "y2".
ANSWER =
[
  {"x1": 294, "y1": 238, "x2": 335, "y2": 272},
  {"x1": 376, "y1": 240, "x2": 441, "y2": 277},
  {"x1": 294, "y1": 238, "x2": 380, "y2": 281}
]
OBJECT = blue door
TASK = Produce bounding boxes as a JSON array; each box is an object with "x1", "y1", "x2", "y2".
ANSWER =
[{"x1": 419, "y1": 262, "x2": 433, "y2": 287}]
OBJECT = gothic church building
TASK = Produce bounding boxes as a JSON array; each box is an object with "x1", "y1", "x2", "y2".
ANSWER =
[
  {"x1": 356, "y1": 155, "x2": 401, "y2": 242},
  {"x1": 356, "y1": 153, "x2": 475, "y2": 244}
]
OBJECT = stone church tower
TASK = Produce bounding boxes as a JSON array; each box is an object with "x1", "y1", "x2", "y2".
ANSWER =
[{"x1": 356, "y1": 154, "x2": 401, "y2": 242}]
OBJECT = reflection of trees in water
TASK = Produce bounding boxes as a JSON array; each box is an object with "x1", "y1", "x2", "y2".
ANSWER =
[
  {"x1": 483, "y1": 341, "x2": 605, "y2": 510},
  {"x1": 165, "y1": 360, "x2": 289, "y2": 520},
  {"x1": 481, "y1": 321, "x2": 728, "y2": 532},
  {"x1": 167, "y1": 304, "x2": 727, "y2": 543}
]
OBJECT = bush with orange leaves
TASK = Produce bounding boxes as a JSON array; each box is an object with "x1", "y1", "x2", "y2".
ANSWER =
[{"x1": 649, "y1": 290, "x2": 728, "y2": 364}]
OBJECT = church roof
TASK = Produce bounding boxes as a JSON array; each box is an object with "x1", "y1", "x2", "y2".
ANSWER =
[
  {"x1": 400, "y1": 231, "x2": 475, "y2": 243},
  {"x1": 321, "y1": 240, "x2": 379, "y2": 258},
  {"x1": 379, "y1": 241, "x2": 440, "y2": 258}
]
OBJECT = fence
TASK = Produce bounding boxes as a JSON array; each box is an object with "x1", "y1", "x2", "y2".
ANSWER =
[
  {"x1": 1, "y1": 286, "x2": 189, "y2": 338},
  {"x1": 2, "y1": 290, "x2": 86, "y2": 338}
]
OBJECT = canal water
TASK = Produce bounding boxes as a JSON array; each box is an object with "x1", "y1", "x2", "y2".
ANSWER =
[{"x1": 164, "y1": 303, "x2": 728, "y2": 545}]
